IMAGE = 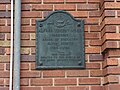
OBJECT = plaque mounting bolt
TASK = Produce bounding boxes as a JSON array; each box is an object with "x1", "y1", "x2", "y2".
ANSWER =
[
  {"x1": 39, "y1": 61, "x2": 43, "y2": 66},
  {"x1": 39, "y1": 24, "x2": 43, "y2": 27},
  {"x1": 78, "y1": 61, "x2": 82, "y2": 65},
  {"x1": 77, "y1": 23, "x2": 81, "y2": 27}
]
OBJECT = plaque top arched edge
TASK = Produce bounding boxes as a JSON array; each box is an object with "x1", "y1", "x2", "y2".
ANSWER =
[{"x1": 36, "y1": 10, "x2": 84, "y2": 23}]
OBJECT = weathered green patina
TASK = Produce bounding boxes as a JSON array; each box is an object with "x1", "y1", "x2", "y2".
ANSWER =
[{"x1": 36, "y1": 11, "x2": 85, "y2": 69}]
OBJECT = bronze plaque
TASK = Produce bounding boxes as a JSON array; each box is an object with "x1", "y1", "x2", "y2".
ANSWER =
[{"x1": 36, "y1": 11, "x2": 85, "y2": 69}]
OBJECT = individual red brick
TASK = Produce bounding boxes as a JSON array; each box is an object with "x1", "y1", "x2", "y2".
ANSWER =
[
  {"x1": 21, "y1": 33, "x2": 30, "y2": 40},
  {"x1": 0, "y1": 26, "x2": 11, "y2": 33},
  {"x1": 22, "y1": 0, "x2": 41, "y2": 4},
  {"x1": 85, "y1": 18, "x2": 99, "y2": 25},
  {"x1": 54, "y1": 4, "x2": 76, "y2": 11},
  {"x1": 43, "y1": 87, "x2": 65, "y2": 90},
  {"x1": 68, "y1": 11, "x2": 88, "y2": 18},
  {"x1": 91, "y1": 86, "x2": 103, "y2": 90},
  {"x1": 105, "y1": 18, "x2": 120, "y2": 25},
  {"x1": 77, "y1": 4, "x2": 99, "y2": 10},
  {"x1": 79, "y1": 78, "x2": 101, "y2": 85},
  {"x1": 66, "y1": 0, "x2": 86, "y2": 3},
  {"x1": 0, "y1": 12, "x2": 10, "y2": 18},
  {"x1": 21, "y1": 55, "x2": 35, "y2": 61},
  {"x1": 22, "y1": 26, "x2": 35, "y2": 33},
  {"x1": 103, "y1": 76, "x2": 119, "y2": 84},
  {"x1": 107, "y1": 49, "x2": 120, "y2": 57},
  {"x1": 105, "y1": 2, "x2": 120, "y2": 9},
  {"x1": 31, "y1": 78, "x2": 53, "y2": 86},
  {"x1": 22, "y1": 4, "x2": 31, "y2": 11},
  {"x1": 90, "y1": 25, "x2": 100, "y2": 32},
  {"x1": 86, "y1": 47, "x2": 101, "y2": 54},
  {"x1": 89, "y1": 11, "x2": 100, "y2": 17},
  {"x1": 0, "y1": 41, "x2": 10, "y2": 47},
  {"x1": 32, "y1": 4, "x2": 53, "y2": 11},
  {"x1": 86, "y1": 63, "x2": 100, "y2": 69},
  {"x1": 89, "y1": 54, "x2": 103, "y2": 61},
  {"x1": 90, "y1": 40, "x2": 102, "y2": 46},
  {"x1": 43, "y1": 70, "x2": 65, "y2": 78},
  {"x1": 104, "y1": 10, "x2": 115, "y2": 17},
  {"x1": 67, "y1": 86, "x2": 89, "y2": 90},
  {"x1": 85, "y1": 32, "x2": 100, "y2": 39},
  {"x1": 0, "y1": 79, "x2": 4, "y2": 86},
  {"x1": 0, "y1": 5, "x2": 6, "y2": 10},
  {"x1": 105, "y1": 33, "x2": 120, "y2": 40},
  {"x1": 22, "y1": 11, "x2": 42, "y2": 18},
  {"x1": 0, "y1": 55, "x2": 10, "y2": 63},
  {"x1": 20, "y1": 71, "x2": 41, "y2": 78},
  {"x1": 43, "y1": 0, "x2": 64, "y2": 4},
  {"x1": 0, "y1": 0, "x2": 10, "y2": 4},
  {"x1": 54, "y1": 78, "x2": 77, "y2": 85},
  {"x1": 90, "y1": 70, "x2": 103, "y2": 77},
  {"x1": 66, "y1": 70, "x2": 89, "y2": 77},
  {"x1": 0, "y1": 71, "x2": 9, "y2": 78},
  {"x1": 0, "y1": 47, "x2": 5, "y2": 55},
  {"x1": 21, "y1": 86, "x2": 41, "y2": 90},
  {"x1": 107, "y1": 67, "x2": 120, "y2": 75},
  {"x1": 0, "y1": 87, "x2": 8, "y2": 90},
  {"x1": 21, "y1": 40, "x2": 35, "y2": 47}
]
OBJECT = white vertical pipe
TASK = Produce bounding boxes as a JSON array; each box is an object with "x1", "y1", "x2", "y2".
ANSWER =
[{"x1": 9, "y1": 0, "x2": 13, "y2": 90}]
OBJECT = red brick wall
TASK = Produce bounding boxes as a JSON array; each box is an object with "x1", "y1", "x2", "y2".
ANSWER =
[
  {"x1": 0, "y1": 0, "x2": 120, "y2": 90},
  {"x1": 100, "y1": 0, "x2": 120, "y2": 90}
]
